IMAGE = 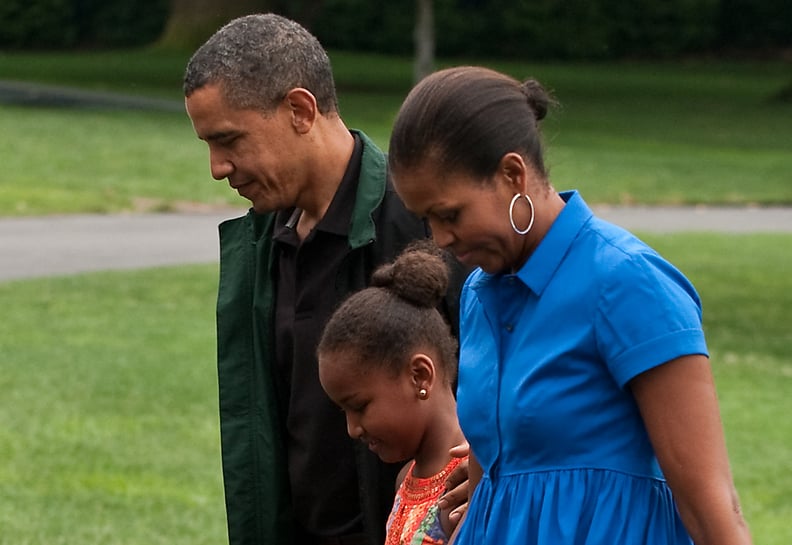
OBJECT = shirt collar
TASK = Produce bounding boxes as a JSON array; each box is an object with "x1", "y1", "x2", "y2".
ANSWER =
[
  {"x1": 470, "y1": 190, "x2": 591, "y2": 294},
  {"x1": 515, "y1": 190, "x2": 591, "y2": 294},
  {"x1": 273, "y1": 132, "x2": 363, "y2": 242},
  {"x1": 318, "y1": 132, "x2": 363, "y2": 235}
]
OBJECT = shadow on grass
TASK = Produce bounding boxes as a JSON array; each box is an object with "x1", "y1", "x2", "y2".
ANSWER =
[{"x1": 0, "y1": 80, "x2": 183, "y2": 112}]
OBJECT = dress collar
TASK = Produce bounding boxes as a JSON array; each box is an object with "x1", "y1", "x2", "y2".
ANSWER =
[{"x1": 471, "y1": 190, "x2": 592, "y2": 295}]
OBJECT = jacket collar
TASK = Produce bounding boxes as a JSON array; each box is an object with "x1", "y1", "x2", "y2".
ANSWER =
[
  {"x1": 347, "y1": 129, "x2": 388, "y2": 249},
  {"x1": 232, "y1": 130, "x2": 387, "y2": 249}
]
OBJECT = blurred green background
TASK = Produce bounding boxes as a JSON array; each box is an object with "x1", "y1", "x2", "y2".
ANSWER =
[{"x1": 1, "y1": 2, "x2": 790, "y2": 544}]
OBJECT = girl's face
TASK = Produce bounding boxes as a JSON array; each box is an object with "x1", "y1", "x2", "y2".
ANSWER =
[
  {"x1": 318, "y1": 350, "x2": 426, "y2": 464},
  {"x1": 393, "y1": 160, "x2": 525, "y2": 274}
]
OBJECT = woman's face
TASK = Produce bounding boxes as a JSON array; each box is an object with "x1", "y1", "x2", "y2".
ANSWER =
[{"x1": 393, "y1": 161, "x2": 523, "y2": 274}]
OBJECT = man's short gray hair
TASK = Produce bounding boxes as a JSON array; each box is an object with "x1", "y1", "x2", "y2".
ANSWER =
[{"x1": 183, "y1": 13, "x2": 339, "y2": 114}]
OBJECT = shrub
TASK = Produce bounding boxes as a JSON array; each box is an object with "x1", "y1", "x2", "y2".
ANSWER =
[
  {"x1": 0, "y1": 0, "x2": 168, "y2": 49},
  {"x1": 0, "y1": 0, "x2": 78, "y2": 48}
]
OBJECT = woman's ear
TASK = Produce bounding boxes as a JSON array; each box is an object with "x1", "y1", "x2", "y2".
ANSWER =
[
  {"x1": 496, "y1": 152, "x2": 531, "y2": 195},
  {"x1": 408, "y1": 353, "x2": 437, "y2": 398},
  {"x1": 284, "y1": 87, "x2": 318, "y2": 134}
]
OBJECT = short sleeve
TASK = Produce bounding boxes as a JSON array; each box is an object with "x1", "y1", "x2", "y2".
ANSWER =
[{"x1": 595, "y1": 250, "x2": 708, "y2": 387}]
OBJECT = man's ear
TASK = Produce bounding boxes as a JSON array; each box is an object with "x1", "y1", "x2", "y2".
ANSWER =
[{"x1": 284, "y1": 87, "x2": 317, "y2": 134}]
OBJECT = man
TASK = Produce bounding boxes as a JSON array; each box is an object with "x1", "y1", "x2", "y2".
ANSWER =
[{"x1": 184, "y1": 14, "x2": 465, "y2": 545}]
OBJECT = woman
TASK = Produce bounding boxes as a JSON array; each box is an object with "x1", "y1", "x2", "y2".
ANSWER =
[{"x1": 387, "y1": 66, "x2": 752, "y2": 545}]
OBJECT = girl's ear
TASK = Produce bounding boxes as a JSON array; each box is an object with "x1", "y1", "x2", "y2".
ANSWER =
[
  {"x1": 284, "y1": 87, "x2": 318, "y2": 134},
  {"x1": 408, "y1": 353, "x2": 437, "y2": 397}
]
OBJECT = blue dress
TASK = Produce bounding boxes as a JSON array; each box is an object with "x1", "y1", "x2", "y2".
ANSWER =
[{"x1": 454, "y1": 191, "x2": 708, "y2": 544}]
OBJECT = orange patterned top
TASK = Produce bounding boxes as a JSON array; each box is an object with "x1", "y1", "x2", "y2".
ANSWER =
[{"x1": 385, "y1": 456, "x2": 467, "y2": 545}]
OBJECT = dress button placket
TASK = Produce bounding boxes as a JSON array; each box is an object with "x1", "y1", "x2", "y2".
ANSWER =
[{"x1": 501, "y1": 275, "x2": 519, "y2": 334}]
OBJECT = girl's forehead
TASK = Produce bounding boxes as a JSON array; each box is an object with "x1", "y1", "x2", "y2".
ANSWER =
[{"x1": 320, "y1": 349, "x2": 380, "y2": 377}]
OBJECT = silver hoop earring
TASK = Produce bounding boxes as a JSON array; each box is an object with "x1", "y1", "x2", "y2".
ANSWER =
[{"x1": 509, "y1": 193, "x2": 535, "y2": 235}]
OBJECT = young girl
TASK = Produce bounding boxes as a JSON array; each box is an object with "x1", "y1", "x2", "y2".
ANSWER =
[{"x1": 317, "y1": 241, "x2": 468, "y2": 545}]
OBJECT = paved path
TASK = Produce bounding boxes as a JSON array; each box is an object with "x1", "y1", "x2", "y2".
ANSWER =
[
  {"x1": 0, "y1": 80, "x2": 183, "y2": 111},
  {"x1": 0, "y1": 211, "x2": 241, "y2": 282},
  {"x1": 1, "y1": 206, "x2": 791, "y2": 282},
  {"x1": 591, "y1": 204, "x2": 792, "y2": 234}
]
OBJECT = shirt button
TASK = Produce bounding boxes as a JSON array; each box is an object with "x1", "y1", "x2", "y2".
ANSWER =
[{"x1": 505, "y1": 323, "x2": 514, "y2": 332}]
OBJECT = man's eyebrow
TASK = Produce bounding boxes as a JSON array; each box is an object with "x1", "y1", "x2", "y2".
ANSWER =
[{"x1": 202, "y1": 130, "x2": 236, "y2": 142}]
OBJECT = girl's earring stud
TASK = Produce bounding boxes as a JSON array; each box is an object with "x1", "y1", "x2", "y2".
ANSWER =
[{"x1": 418, "y1": 388, "x2": 428, "y2": 399}]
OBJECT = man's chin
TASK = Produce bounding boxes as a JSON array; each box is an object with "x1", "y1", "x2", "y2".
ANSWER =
[{"x1": 250, "y1": 200, "x2": 277, "y2": 215}]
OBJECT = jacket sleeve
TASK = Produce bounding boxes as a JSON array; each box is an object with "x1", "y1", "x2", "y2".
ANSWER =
[{"x1": 216, "y1": 214, "x2": 292, "y2": 545}]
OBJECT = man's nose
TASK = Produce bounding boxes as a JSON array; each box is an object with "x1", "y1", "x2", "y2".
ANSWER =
[{"x1": 209, "y1": 150, "x2": 233, "y2": 181}]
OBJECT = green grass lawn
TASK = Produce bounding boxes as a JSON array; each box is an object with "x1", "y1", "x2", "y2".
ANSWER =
[
  {"x1": 0, "y1": 235, "x2": 790, "y2": 544},
  {"x1": 1, "y1": 50, "x2": 790, "y2": 215},
  {"x1": 643, "y1": 233, "x2": 792, "y2": 543},
  {"x1": 2, "y1": 106, "x2": 240, "y2": 214},
  {"x1": 0, "y1": 265, "x2": 227, "y2": 545}
]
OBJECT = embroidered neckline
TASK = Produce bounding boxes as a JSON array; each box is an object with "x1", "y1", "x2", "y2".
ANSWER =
[{"x1": 401, "y1": 456, "x2": 465, "y2": 502}]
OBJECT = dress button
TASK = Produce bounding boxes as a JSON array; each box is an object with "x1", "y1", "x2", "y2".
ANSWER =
[{"x1": 505, "y1": 323, "x2": 514, "y2": 332}]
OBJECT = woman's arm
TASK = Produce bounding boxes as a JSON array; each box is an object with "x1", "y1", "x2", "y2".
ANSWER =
[{"x1": 629, "y1": 354, "x2": 753, "y2": 545}]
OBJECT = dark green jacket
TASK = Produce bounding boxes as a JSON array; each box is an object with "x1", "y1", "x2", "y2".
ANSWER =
[{"x1": 215, "y1": 131, "x2": 460, "y2": 545}]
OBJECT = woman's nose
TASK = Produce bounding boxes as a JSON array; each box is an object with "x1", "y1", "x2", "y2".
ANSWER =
[
  {"x1": 428, "y1": 220, "x2": 454, "y2": 249},
  {"x1": 346, "y1": 414, "x2": 363, "y2": 440}
]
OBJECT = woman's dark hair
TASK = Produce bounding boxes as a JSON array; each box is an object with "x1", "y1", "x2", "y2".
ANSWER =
[
  {"x1": 317, "y1": 240, "x2": 458, "y2": 384},
  {"x1": 389, "y1": 66, "x2": 554, "y2": 183}
]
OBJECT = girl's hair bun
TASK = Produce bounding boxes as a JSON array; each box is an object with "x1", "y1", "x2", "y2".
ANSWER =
[{"x1": 370, "y1": 240, "x2": 449, "y2": 308}]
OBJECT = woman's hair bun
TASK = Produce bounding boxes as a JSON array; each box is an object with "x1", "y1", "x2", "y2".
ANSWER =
[
  {"x1": 521, "y1": 78, "x2": 552, "y2": 122},
  {"x1": 370, "y1": 240, "x2": 449, "y2": 308}
]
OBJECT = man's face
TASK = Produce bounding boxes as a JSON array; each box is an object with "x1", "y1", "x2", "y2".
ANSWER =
[{"x1": 185, "y1": 84, "x2": 304, "y2": 213}]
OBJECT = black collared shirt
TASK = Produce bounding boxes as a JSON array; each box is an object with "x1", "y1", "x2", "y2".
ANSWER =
[{"x1": 272, "y1": 133, "x2": 364, "y2": 537}]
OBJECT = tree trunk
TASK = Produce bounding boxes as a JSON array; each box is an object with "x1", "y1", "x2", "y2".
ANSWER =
[
  {"x1": 157, "y1": 0, "x2": 272, "y2": 50},
  {"x1": 413, "y1": 0, "x2": 435, "y2": 85}
]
